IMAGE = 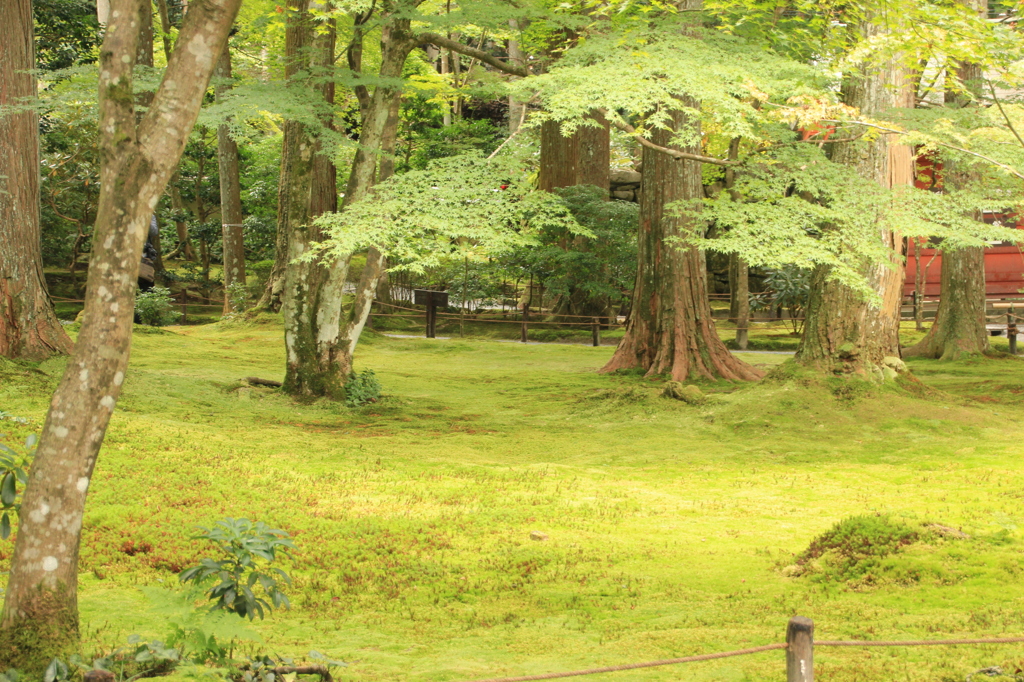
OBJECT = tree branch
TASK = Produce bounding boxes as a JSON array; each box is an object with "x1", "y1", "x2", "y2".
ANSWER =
[
  {"x1": 820, "y1": 118, "x2": 1024, "y2": 181},
  {"x1": 987, "y1": 79, "x2": 1024, "y2": 151},
  {"x1": 417, "y1": 32, "x2": 528, "y2": 77},
  {"x1": 601, "y1": 110, "x2": 737, "y2": 166}
]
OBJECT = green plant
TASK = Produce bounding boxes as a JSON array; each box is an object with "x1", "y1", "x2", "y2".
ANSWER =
[
  {"x1": 135, "y1": 286, "x2": 182, "y2": 326},
  {"x1": 227, "y1": 282, "x2": 250, "y2": 315},
  {"x1": 142, "y1": 585, "x2": 261, "y2": 664},
  {"x1": 0, "y1": 432, "x2": 35, "y2": 539},
  {"x1": 179, "y1": 518, "x2": 296, "y2": 621},
  {"x1": 344, "y1": 369, "x2": 382, "y2": 407},
  {"x1": 750, "y1": 267, "x2": 811, "y2": 334}
]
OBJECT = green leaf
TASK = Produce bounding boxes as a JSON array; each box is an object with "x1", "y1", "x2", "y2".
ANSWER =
[{"x1": 1, "y1": 473, "x2": 17, "y2": 507}]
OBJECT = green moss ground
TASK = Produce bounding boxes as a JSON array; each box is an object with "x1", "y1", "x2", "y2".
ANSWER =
[{"x1": 2, "y1": 318, "x2": 1024, "y2": 681}]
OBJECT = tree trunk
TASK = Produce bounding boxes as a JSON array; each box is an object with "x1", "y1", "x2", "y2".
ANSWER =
[
  {"x1": 795, "y1": 23, "x2": 912, "y2": 376},
  {"x1": 0, "y1": 0, "x2": 240, "y2": 666},
  {"x1": 540, "y1": 111, "x2": 610, "y2": 319},
  {"x1": 601, "y1": 108, "x2": 762, "y2": 381},
  {"x1": 215, "y1": 46, "x2": 247, "y2": 314},
  {"x1": 507, "y1": 20, "x2": 526, "y2": 133},
  {"x1": 729, "y1": 255, "x2": 750, "y2": 350},
  {"x1": 332, "y1": 18, "x2": 417, "y2": 380},
  {"x1": 905, "y1": 246, "x2": 987, "y2": 359},
  {"x1": 281, "y1": 3, "x2": 350, "y2": 399},
  {"x1": 904, "y1": 0, "x2": 989, "y2": 360},
  {"x1": 0, "y1": 0, "x2": 73, "y2": 361},
  {"x1": 168, "y1": 178, "x2": 198, "y2": 261}
]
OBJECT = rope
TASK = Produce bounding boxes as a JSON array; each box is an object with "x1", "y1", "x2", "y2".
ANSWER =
[
  {"x1": 817, "y1": 637, "x2": 1024, "y2": 647},
  {"x1": 459, "y1": 636, "x2": 1024, "y2": 682},
  {"x1": 459, "y1": 644, "x2": 787, "y2": 682}
]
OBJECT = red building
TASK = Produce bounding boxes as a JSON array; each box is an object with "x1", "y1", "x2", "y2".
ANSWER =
[{"x1": 903, "y1": 155, "x2": 1024, "y2": 298}]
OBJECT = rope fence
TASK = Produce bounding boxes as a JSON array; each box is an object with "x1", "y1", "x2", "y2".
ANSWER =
[{"x1": 457, "y1": 618, "x2": 1024, "y2": 682}]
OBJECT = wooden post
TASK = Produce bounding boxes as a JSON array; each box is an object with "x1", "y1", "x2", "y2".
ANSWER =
[
  {"x1": 521, "y1": 305, "x2": 529, "y2": 343},
  {"x1": 592, "y1": 317, "x2": 600, "y2": 347},
  {"x1": 1009, "y1": 307, "x2": 1017, "y2": 355},
  {"x1": 426, "y1": 300, "x2": 436, "y2": 338},
  {"x1": 786, "y1": 616, "x2": 814, "y2": 682}
]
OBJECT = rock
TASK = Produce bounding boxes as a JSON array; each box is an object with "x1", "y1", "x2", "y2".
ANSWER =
[
  {"x1": 611, "y1": 190, "x2": 635, "y2": 201},
  {"x1": 75, "y1": 309, "x2": 86, "y2": 323},
  {"x1": 926, "y1": 523, "x2": 970, "y2": 539},
  {"x1": 84, "y1": 672, "x2": 115, "y2": 682},
  {"x1": 882, "y1": 366, "x2": 899, "y2": 382},
  {"x1": 610, "y1": 169, "x2": 642, "y2": 185},
  {"x1": 530, "y1": 530, "x2": 548, "y2": 541},
  {"x1": 662, "y1": 382, "x2": 705, "y2": 404},
  {"x1": 882, "y1": 356, "x2": 907, "y2": 373}
]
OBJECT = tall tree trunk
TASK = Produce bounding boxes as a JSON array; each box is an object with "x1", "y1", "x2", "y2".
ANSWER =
[
  {"x1": 331, "y1": 18, "x2": 417, "y2": 381},
  {"x1": 281, "y1": 3, "x2": 350, "y2": 398},
  {"x1": 904, "y1": 0, "x2": 989, "y2": 360},
  {"x1": 0, "y1": 0, "x2": 73, "y2": 361},
  {"x1": 0, "y1": 0, "x2": 239, "y2": 667},
  {"x1": 729, "y1": 255, "x2": 750, "y2": 349},
  {"x1": 796, "y1": 24, "x2": 912, "y2": 376},
  {"x1": 724, "y1": 138, "x2": 748, "y2": 349},
  {"x1": 602, "y1": 108, "x2": 762, "y2": 381},
  {"x1": 215, "y1": 46, "x2": 247, "y2": 314},
  {"x1": 507, "y1": 20, "x2": 526, "y2": 133},
  {"x1": 541, "y1": 112, "x2": 610, "y2": 318}
]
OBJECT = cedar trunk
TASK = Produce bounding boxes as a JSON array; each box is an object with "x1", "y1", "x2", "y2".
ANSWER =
[
  {"x1": 0, "y1": 0, "x2": 73, "y2": 361},
  {"x1": 728, "y1": 254, "x2": 750, "y2": 350},
  {"x1": 796, "y1": 25, "x2": 912, "y2": 375},
  {"x1": 216, "y1": 46, "x2": 247, "y2": 314},
  {"x1": 601, "y1": 110, "x2": 762, "y2": 381},
  {"x1": 0, "y1": 0, "x2": 240, "y2": 666},
  {"x1": 540, "y1": 113, "x2": 611, "y2": 318},
  {"x1": 904, "y1": 0, "x2": 989, "y2": 360},
  {"x1": 904, "y1": 246, "x2": 987, "y2": 359}
]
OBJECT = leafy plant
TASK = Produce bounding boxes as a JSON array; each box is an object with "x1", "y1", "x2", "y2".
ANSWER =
[
  {"x1": 179, "y1": 518, "x2": 295, "y2": 621},
  {"x1": 750, "y1": 266, "x2": 811, "y2": 334},
  {"x1": 0, "y1": 432, "x2": 36, "y2": 539},
  {"x1": 226, "y1": 282, "x2": 250, "y2": 315},
  {"x1": 135, "y1": 286, "x2": 182, "y2": 327},
  {"x1": 142, "y1": 585, "x2": 261, "y2": 664},
  {"x1": 344, "y1": 369, "x2": 382, "y2": 407}
]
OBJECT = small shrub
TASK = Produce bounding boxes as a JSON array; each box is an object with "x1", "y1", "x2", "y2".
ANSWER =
[
  {"x1": 135, "y1": 286, "x2": 181, "y2": 326},
  {"x1": 179, "y1": 518, "x2": 296, "y2": 621},
  {"x1": 227, "y1": 282, "x2": 250, "y2": 314},
  {"x1": 345, "y1": 369, "x2": 382, "y2": 407}
]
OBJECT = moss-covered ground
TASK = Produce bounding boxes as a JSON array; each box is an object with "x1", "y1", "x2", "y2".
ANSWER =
[{"x1": 2, "y1": 317, "x2": 1024, "y2": 681}]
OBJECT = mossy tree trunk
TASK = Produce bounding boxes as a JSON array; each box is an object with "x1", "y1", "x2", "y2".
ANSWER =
[
  {"x1": 278, "y1": 1, "x2": 348, "y2": 398},
  {"x1": 215, "y1": 45, "x2": 247, "y2": 314},
  {"x1": 0, "y1": 0, "x2": 73, "y2": 361},
  {"x1": 904, "y1": 0, "x2": 989, "y2": 360},
  {"x1": 796, "y1": 22, "x2": 913, "y2": 376},
  {"x1": 601, "y1": 107, "x2": 762, "y2": 382},
  {"x1": 0, "y1": 0, "x2": 240, "y2": 667}
]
